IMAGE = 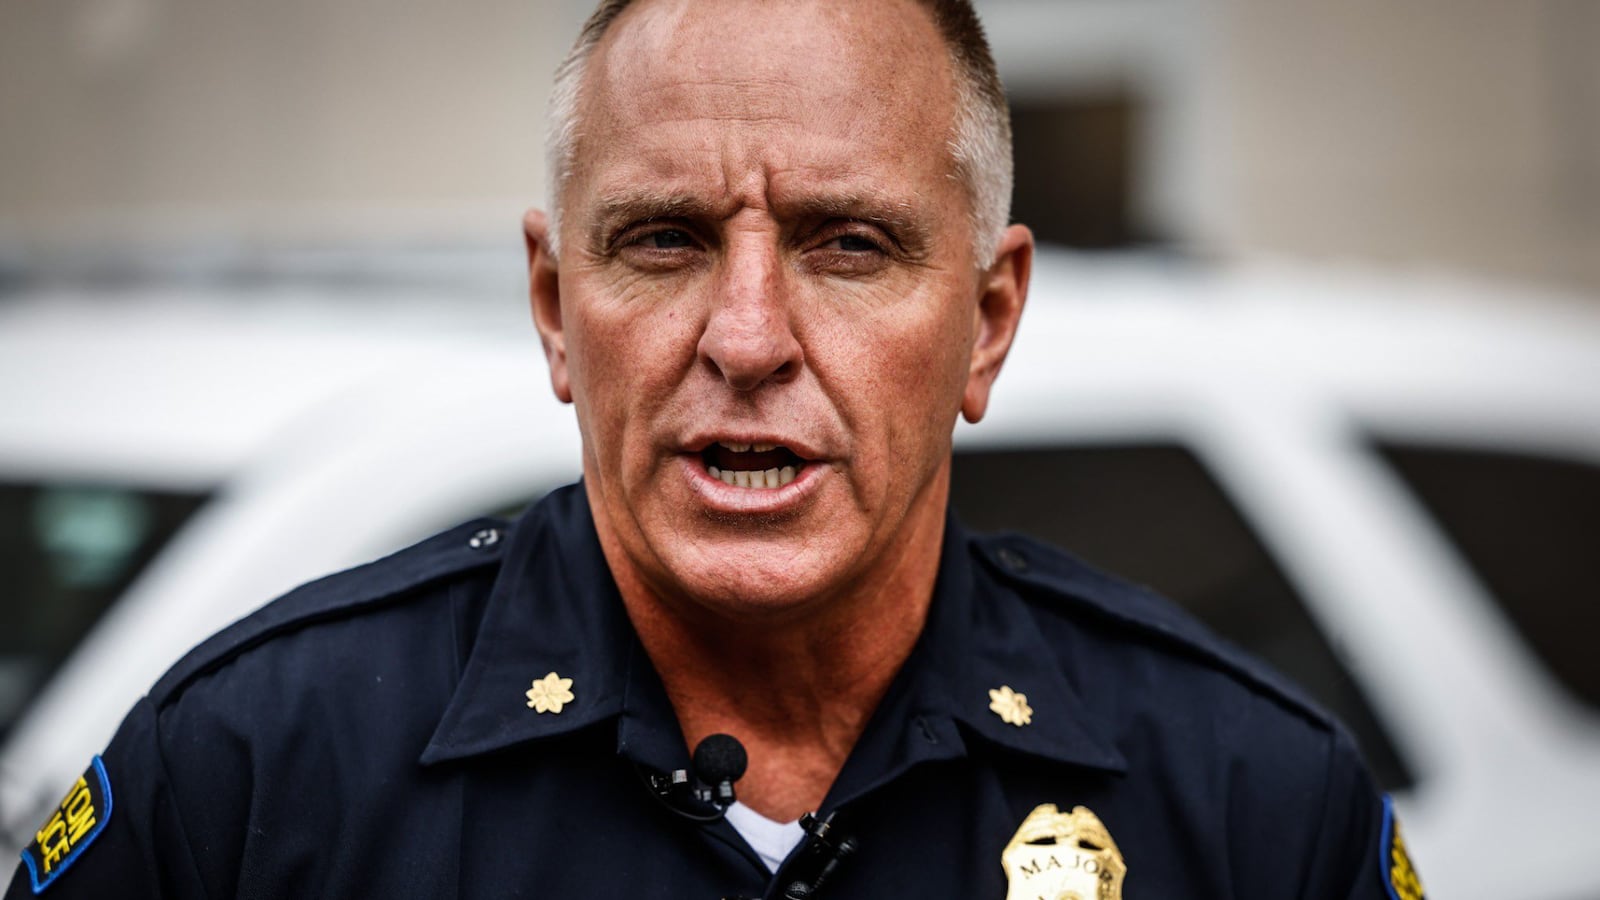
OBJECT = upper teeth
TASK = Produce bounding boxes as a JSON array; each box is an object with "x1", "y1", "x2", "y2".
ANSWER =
[
  {"x1": 707, "y1": 465, "x2": 797, "y2": 489},
  {"x1": 718, "y1": 441, "x2": 779, "y2": 453}
]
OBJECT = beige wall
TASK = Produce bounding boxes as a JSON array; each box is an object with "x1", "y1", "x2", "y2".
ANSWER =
[
  {"x1": 0, "y1": 0, "x2": 579, "y2": 245},
  {"x1": 1217, "y1": 0, "x2": 1600, "y2": 295}
]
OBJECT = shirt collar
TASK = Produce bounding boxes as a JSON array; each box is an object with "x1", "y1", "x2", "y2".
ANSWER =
[
  {"x1": 421, "y1": 485, "x2": 1125, "y2": 779},
  {"x1": 931, "y1": 520, "x2": 1126, "y2": 773},
  {"x1": 820, "y1": 514, "x2": 1125, "y2": 807},
  {"x1": 420, "y1": 484, "x2": 636, "y2": 765}
]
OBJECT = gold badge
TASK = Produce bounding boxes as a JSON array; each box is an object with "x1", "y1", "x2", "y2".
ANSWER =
[
  {"x1": 525, "y1": 671, "x2": 575, "y2": 714},
  {"x1": 1002, "y1": 804, "x2": 1125, "y2": 900},
  {"x1": 988, "y1": 685, "x2": 1033, "y2": 726}
]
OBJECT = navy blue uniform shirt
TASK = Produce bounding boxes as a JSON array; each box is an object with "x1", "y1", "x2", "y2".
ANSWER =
[{"x1": 8, "y1": 483, "x2": 1422, "y2": 898}]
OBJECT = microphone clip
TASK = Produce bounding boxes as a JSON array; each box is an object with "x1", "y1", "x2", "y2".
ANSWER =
[{"x1": 781, "y1": 811, "x2": 859, "y2": 899}]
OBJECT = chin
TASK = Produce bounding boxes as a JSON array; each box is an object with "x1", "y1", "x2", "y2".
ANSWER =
[{"x1": 662, "y1": 542, "x2": 853, "y2": 623}]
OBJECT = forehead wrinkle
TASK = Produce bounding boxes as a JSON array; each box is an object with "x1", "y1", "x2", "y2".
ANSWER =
[{"x1": 586, "y1": 160, "x2": 943, "y2": 245}]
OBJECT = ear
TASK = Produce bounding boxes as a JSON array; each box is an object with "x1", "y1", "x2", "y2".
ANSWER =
[
  {"x1": 961, "y1": 224, "x2": 1033, "y2": 424},
  {"x1": 525, "y1": 208, "x2": 572, "y2": 404}
]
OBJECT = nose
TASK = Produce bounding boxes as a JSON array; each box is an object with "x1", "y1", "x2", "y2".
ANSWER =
[{"x1": 697, "y1": 239, "x2": 804, "y2": 392}]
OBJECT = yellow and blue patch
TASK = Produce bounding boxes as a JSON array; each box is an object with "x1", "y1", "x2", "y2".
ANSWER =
[
  {"x1": 19, "y1": 756, "x2": 113, "y2": 894},
  {"x1": 1380, "y1": 794, "x2": 1425, "y2": 900}
]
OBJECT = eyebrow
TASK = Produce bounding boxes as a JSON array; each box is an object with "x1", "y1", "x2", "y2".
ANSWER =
[
  {"x1": 780, "y1": 192, "x2": 933, "y2": 252},
  {"x1": 588, "y1": 191, "x2": 719, "y2": 249},
  {"x1": 584, "y1": 188, "x2": 936, "y2": 254}
]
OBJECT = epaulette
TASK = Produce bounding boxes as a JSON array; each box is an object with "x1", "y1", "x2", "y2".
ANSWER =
[
  {"x1": 149, "y1": 517, "x2": 509, "y2": 706},
  {"x1": 972, "y1": 531, "x2": 1338, "y2": 732}
]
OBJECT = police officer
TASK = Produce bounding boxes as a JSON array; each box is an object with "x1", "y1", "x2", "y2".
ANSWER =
[{"x1": 9, "y1": 1, "x2": 1424, "y2": 897}]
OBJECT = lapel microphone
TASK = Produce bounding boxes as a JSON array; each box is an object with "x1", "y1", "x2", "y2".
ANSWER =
[
  {"x1": 691, "y1": 733, "x2": 749, "y2": 808},
  {"x1": 641, "y1": 734, "x2": 858, "y2": 898},
  {"x1": 640, "y1": 732, "x2": 748, "y2": 823}
]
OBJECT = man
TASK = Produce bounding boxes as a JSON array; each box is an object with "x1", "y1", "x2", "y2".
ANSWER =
[{"x1": 9, "y1": 0, "x2": 1422, "y2": 897}]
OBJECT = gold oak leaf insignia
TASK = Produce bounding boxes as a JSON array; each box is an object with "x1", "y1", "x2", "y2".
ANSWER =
[
  {"x1": 988, "y1": 685, "x2": 1033, "y2": 726},
  {"x1": 525, "y1": 672, "x2": 575, "y2": 714}
]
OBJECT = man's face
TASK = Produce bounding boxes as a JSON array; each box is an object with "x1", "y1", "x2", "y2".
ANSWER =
[{"x1": 532, "y1": 0, "x2": 1028, "y2": 620}]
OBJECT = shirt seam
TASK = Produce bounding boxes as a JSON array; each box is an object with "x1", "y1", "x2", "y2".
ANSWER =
[
  {"x1": 1292, "y1": 726, "x2": 1340, "y2": 900},
  {"x1": 148, "y1": 696, "x2": 213, "y2": 900}
]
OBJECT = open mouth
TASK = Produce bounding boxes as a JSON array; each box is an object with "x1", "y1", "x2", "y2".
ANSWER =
[{"x1": 701, "y1": 441, "x2": 808, "y2": 489}]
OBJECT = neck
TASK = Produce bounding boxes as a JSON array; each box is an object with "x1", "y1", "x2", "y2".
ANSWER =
[{"x1": 598, "y1": 490, "x2": 949, "y2": 823}]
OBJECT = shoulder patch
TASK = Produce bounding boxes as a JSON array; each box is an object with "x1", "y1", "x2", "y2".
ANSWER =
[
  {"x1": 1381, "y1": 795, "x2": 1425, "y2": 900},
  {"x1": 149, "y1": 517, "x2": 508, "y2": 705},
  {"x1": 974, "y1": 531, "x2": 1335, "y2": 729},
  {"x1": 20, "y1": 756, "x2": 113, "y2": 894}
]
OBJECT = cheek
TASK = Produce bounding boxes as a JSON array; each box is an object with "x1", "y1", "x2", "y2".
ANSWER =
[
  {"x1": 809, "y1": 286, "x2": 974, "y2": 456},
  {"x1": 894, "y1": 314, "x2": 974, "y2": 443},
  {"x1": 880, "y1": 289, "x2": 973, "y2": 397},
  {"x1": 565, "y1": 281, "x2": 702, "y2": 458}
]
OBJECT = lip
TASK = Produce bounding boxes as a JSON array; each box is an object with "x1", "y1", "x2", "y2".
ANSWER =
[
  {"x1": 681, "y1": 432, "x2": 827, "y2": 462},
  {"x1": 678, "y1": 452, "x2": 828, "y2": 515}
]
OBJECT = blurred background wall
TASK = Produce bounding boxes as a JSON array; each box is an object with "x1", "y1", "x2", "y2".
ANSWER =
[
  {"x1": 0, "y1": 0, "x2": 578, "y2": 255},
  {"x1": 2, "y1": 0, "x2": 1596, "y2": 297}
]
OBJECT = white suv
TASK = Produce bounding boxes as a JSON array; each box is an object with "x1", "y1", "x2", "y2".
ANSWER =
[{"x1": 2, "y1": 251, "x2": 1597, "y2": 898}]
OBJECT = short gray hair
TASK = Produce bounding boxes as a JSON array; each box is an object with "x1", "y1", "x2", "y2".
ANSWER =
[{"x1": 544, "y1": 0, "x2": 1013, "y2": 267}]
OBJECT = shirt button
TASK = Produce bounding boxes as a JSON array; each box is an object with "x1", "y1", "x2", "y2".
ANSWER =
[
  {"x1": 996, "y1": 546, "x2": 1028, "y2": 573},
  {"x1": 467, "y1": 527, "x2": 501, "y2": 550}
]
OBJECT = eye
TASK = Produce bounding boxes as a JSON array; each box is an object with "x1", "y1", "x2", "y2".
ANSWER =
[
  {"x1": 825, "y1": 233, "x2": 883, "y2": 253},
  {"x1": 805, "y1": 227, "x2": 893, "y2": 278},
  {"x1": 641, "y1": 228, "x2": 694, "y2": 249}
]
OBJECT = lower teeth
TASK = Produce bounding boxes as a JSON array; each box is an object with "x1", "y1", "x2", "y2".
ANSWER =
[{"x1": 708, "y1": 465, "x2": 797, "y2": 489}]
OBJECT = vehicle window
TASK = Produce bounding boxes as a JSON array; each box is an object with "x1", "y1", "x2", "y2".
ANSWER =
[
  {"x1": 950, "y1": 444, "x2": 1415, "y2": 791},
  {"x1": 0, "y1": 483, "x2": 208, "y2": 742},
  {"x1": 1376, "y1": 443, "x2": 1600, "y2": 713}
]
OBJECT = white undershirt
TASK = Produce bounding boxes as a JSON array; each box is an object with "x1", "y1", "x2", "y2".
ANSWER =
[{"x1": 724, "y1": 801, "x2": 807, "y2": 873}]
